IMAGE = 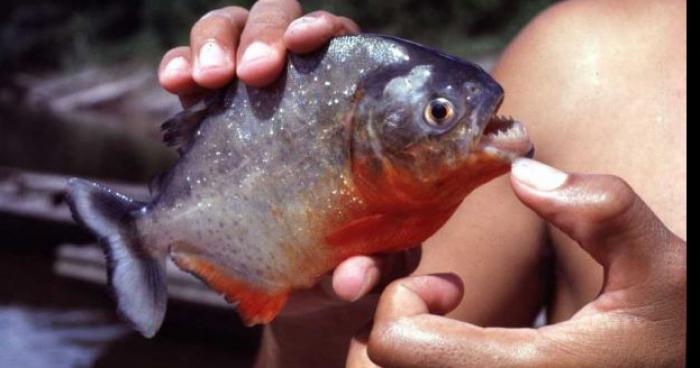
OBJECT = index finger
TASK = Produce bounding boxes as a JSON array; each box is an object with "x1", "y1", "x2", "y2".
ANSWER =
[
  {"x1": 284, "y1": 10, "x2": 360, "y2": 53},
  {"x1": 509, "y1": 158, "x2": 685, "y2": 293}
]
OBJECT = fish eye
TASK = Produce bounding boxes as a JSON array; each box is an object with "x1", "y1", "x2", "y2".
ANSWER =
[{"x1": 424, "y1": 97, "x2": 455, "y2": 127}]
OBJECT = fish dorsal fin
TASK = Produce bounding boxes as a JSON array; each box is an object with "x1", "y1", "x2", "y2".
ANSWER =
[
  {"x1": 148, "y1": 170, "x2": 168, "y2": 196},
  {"x1": 161, "y1": 90, "x2": 226, "y2": 154},
  {"x1": 161, "y1": 100, "x2": 209, "y2": 155},
  {"x1": 170, "y1": 250, "x2": 289, "y2": 326}
]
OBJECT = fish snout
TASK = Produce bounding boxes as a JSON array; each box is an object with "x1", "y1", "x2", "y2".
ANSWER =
[{"x1": 462, "y1": 76, "x2": 504, "y2": 130}]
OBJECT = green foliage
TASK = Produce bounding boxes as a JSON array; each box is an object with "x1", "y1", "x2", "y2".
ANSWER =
[{"x1": 1, "y1": 0, "x2": 557, "y2": 73}]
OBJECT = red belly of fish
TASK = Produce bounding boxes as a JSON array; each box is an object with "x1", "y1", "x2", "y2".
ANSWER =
[{"x1": 171, "y1": 149, "x2": 510, "y2": 327}]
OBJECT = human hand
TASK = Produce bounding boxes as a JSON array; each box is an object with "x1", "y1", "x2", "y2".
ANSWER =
[
  {"x1": 157, "y1": 0, "x2": 359, "y2": 106},
  {"x1": 351, "y1": 158, "x2": 686, "y2": 367}
]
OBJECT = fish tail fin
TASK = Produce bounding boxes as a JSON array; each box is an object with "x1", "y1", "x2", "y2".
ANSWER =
[{"x1": 66, "y1": 178, "x2": 167, "y2": 338}]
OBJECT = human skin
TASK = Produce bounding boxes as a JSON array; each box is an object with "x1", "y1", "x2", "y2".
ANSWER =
[
  {"x1": 491, "y1": 0, "x2": 687, "y2": 323},
  {"x1": 158, "y1": 0, "x2": 686, "y2": 366},
  {"x1": 362, "y1": 159, "x2": 686, "y2": 367}
]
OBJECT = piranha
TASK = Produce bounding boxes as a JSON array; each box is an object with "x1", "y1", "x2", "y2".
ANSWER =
[{"x1": 66, "y1": 34, "x2": 533, "y2": 337}]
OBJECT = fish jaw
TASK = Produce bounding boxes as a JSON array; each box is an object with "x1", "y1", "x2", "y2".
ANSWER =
[
  {"x1": 336, "y1": 115, "x2": 533, "y2": 262},
  {"x1": 474, "y1": 115, "x2": 534, "y2": 162},
  {"x1": 345, "y1": 116, "x2": 533, "y2": 213},
  {"x1": 442, "y1": 114, "x2": 533, "y2": 197}
]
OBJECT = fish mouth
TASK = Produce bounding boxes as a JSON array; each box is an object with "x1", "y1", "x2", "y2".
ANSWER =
[{"x1": 475, "y1": 115, "x2": 534, "y2": 161}]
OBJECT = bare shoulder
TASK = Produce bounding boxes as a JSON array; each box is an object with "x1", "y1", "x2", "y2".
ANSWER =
[
  {"x1": 497, "y1": 0, "x2": 685, "y2": 63},
  {"x1": 493, "y1": 0, "x2": 686, "y2": 135},
  {"x1": 491, "y1": 0, "x2": 685, "y2": 318},
  {"x1": 493, "y1": 0, "x2": 686, "y2": 236}
]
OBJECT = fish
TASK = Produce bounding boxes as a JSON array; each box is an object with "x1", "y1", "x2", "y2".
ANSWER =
[{"x1": 66, "y1": 34, "x2": 533, "y2": 337}]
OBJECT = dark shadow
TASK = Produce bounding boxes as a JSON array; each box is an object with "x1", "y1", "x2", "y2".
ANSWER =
[
  {"x1": 289, "y1": 45, "x2": 328, "y2": 75},
  {"x1": 0, "y1": 213, "x2": 260, "y2": 368}
]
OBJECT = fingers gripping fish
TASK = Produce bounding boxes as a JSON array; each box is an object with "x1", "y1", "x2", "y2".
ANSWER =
[{"x1": 66, "y1": 34, "x2": 533, "y2": 337}]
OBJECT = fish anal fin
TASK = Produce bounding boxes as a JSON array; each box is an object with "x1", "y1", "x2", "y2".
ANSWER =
[{"x1": 171, "y1": 253, "x2": 289, "y2": 326}]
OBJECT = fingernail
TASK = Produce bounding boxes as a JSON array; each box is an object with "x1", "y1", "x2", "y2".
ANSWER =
[
  {"x1": 512, "y1": 158, "x2": 568, "y2": 191},
  {"x1": 288, "y1": 15, "x2": 324, "y2": 31},
  {"x1": 163, "y1": 56, "x2": 189, "y2": 77},
  {"x1": 198, "y1": 40, "x2": 228, "y2": 69},
  {"x1": 240, "y1": 42, "x2": 274, "y2": 67},
  {"x1": 351, "y1": 266, "x2": 380, "y2": 302}
]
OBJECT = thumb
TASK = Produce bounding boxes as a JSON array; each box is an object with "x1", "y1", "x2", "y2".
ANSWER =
[{"x1": 509, "y1": 158, "x2": 684, "y2": 292}]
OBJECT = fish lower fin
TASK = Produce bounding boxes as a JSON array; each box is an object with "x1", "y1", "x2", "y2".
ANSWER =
[
  {"x1": 171, "y1": 252, "x2": 289, "y2": 326},
  {"x1": 66, "y1": 179, "x2": 167, "y2": 338}
]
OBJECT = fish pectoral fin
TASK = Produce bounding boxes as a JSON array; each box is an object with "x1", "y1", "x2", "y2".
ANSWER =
[
  {"x1": 171, "y1": 252, "x2": 289, "y2": 326},
  {"x1": 324, "y1": 213, "x2": 406, "y2": 258},
  {"x1": 326, "y1": 213, "x2": 392, "y2": 246},
  {"x1": 325, "y1": 210, "x2": 457, "y2": 259}
]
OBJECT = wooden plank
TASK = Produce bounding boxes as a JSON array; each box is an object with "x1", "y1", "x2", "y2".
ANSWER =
[
  {"x1": 0, "y1": 166, "x2": 147, "y2": 223},
  {"x1": 0, "y1": 167, "x2": 227, "y2": 307}
]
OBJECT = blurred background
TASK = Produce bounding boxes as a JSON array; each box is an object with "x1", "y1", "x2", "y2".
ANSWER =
[{"x1": 0, "y1": 0, "x2": 557, "y2": 367}]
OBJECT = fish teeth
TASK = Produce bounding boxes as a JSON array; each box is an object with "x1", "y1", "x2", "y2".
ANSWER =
[{"x1": 488, "y1": 121, "x2": 525, "y2": 141}]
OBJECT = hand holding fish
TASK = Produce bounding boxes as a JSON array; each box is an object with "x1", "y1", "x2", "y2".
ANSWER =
[
  {"x1": 158, "y1": 0, "x2": 358, "y2": 105},
  {"x1": 351, "y1": 159, "x2": 686, "y2": 368}
]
